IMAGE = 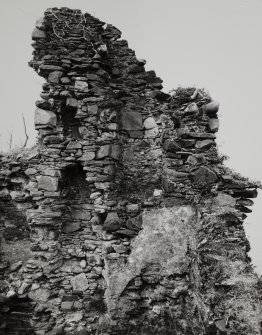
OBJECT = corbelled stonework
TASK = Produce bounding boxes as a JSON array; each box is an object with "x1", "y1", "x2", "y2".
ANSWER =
[{"x1": 0, "y1": 7, "x2": 261, "y2": 335}]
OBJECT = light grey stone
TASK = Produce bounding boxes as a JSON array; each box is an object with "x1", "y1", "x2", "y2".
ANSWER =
[
  {"x1": 195, "y1": 139, "x2": 214, "y2": 149},
  {"x1": 143, "y1": 117, "x2": 157, "y2": 129},
  {"x1": 144, "y1": 128, "x2": 159, "y2": 138},
  {"x1": 35, "y1": 17, "x2": 45, "y2": 30},
  {"x1": 184, "y1": 102, "x2": 198, "y2": 115},
  {"x1": 213, "y1": 193, "x2": 236, "y2": 206},
  {"x1": 48, "y1": 71, "x2": 63, "y2": 84},
  {"x1": 34, "y1": 108, "x2": 56, "y2": 127},
  {"x1": 24, "y1": 168, "x2": 37, "y2": 176},
  {"x1": 66, "y1": 142, "x2": 82, "y2": 150},
  {"x1": 96, "y1": 145, "x2": 111, "y2": 159},
  {"x1": 78, "y1": 152, "x2": 95, "y2": 161},
  {"x1": 75, "y1": 80, "x2": 89, "y2": 92},
  {"x1": 71, "y1": 273, "x2": 89, "y2": 291},
  {"x1": 32, "y1": 27, "x2": 46, "y2": 40},
  {"x1": 209, "y1": 118, "x2": 219, "y2": 133},
  {"x1": 37, "y1": 175, "x2": 58, "y2": 191},
  {"x1": 28, "y1": 288, "x2": 51, "y2": 302}
]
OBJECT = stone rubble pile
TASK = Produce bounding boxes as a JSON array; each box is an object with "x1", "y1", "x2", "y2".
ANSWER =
[{"x1": 0, "y1": 7, "x2": 261, "y2": 335}]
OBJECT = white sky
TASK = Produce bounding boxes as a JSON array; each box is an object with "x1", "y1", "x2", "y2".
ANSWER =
[{"x1": 0, "y1": 0, "x2": 262, "y2": 274}]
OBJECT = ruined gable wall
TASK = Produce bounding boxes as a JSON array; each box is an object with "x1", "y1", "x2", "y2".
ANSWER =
[{"x1": 0, "y1": 7, "x2": 261, "y2": 335}]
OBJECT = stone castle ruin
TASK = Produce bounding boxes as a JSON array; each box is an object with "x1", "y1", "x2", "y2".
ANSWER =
[{"x1": 0, "y1": 7, "x2": 261, "y2": 335}]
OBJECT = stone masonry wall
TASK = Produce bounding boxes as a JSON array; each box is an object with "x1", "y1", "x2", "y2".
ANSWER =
[{"x1": 0, "y1": 7, "x2": 261, "y2": 335}]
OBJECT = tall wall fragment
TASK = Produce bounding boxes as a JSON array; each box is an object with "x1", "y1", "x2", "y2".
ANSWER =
[{"x1": 0, "y1": 7, "x2": 261, "y2": 335}]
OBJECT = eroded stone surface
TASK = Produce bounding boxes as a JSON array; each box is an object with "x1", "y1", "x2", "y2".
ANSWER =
[{"x1": 104, "y1": 206, "x2": 197, "y2": 317}]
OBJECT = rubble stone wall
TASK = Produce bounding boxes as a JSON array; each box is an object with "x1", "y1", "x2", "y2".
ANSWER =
[{"x1": 0, "y1": 7, "x2": 261, "y2": 335}]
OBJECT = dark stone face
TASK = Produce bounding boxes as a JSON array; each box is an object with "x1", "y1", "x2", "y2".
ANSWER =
[{"x1": 119, "y1": 110, "x2": 143, "y2": 131}]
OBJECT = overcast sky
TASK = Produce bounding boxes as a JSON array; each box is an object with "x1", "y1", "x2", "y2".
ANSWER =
[{"x1": 0, "y1": 0, "x2": 261, "y2": 274}]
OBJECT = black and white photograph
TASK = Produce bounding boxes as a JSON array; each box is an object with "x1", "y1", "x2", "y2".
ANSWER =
[{"x1": 0, "y1": 1, "x2": 261, "y2": 334}]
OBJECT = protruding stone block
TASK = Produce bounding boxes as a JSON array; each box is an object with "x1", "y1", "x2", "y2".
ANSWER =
[
  {"x1": 209, "y1": 118, "x2": 219, "y2": 133},
  {"x1": 195, "y1": 139, "x2": 214, "y2": 150},
  {"x1": 39, "y1": 64, "x2": 64, "y2": 72},
  {"x1": 37, "y1": 175, "x2": 58, "y2": 191},
  {"x1": 32, "y1": 27, "x2": 46, "y2": 40},
  {"x1": 205, "y1": 101, "x2": 220, "y2": 115},
  {"x1": 35, "y1": 17, "x2": 45, "y2": 30},
  {"x1": 34, "y1": 108, "x2": 56, "y2": 127}
]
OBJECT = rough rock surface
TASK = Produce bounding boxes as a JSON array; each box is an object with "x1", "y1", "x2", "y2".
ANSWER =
[{"x1": 0, "y1": 7, "x2": 261, "y2": 335}]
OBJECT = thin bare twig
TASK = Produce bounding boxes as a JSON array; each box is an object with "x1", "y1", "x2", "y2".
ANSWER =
[{"x1": 22, "y1": 113, "x2": 28, "y2": 148}]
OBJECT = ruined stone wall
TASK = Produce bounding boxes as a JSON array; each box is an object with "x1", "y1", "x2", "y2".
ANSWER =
[{"x1": 0, "y1": 7, "x2": 261, "y2": 335}]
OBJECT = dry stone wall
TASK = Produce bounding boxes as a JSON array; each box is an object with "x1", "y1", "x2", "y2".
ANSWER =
[{"x1": 0, "y1": 7, "x2": 261, "y2": 335}]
